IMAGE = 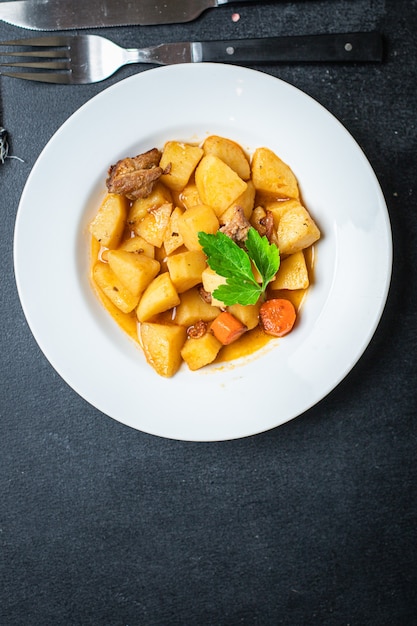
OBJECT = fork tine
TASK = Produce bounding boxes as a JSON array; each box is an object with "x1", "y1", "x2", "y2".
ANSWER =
[
  {"x1": 0, "y1": 35, "x2": 71, "y2": 81},
  {"x1": 0, "y1": 49, "x2": 69, "y2": 58},
  {"x1": 0, "y1": 60, "x2": 69, "y2": 70},
  {"x1": 0, "y1": 36, "x2": 70, "y2": 47},
  {"x1": 0, "y1": 36, "x2": 70, "y2": 74},
  {"x1": 0, "y1": 70, "x2": 72, "y2": 84}
]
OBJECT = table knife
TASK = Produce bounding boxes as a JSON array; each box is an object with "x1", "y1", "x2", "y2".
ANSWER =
[{"x1": 2, "y1": 0, "x2": 256, "y2": 30}]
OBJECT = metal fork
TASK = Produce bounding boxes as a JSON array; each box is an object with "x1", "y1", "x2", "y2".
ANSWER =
[
  {"x1": 0, "y1": 34, "x2": 200, "y2": 84},
  {"x1": 0, "y1": 32, "x2": 384, "y2": 84}
]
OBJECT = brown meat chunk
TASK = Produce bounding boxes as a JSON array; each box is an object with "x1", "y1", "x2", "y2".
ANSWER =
[
  {"x1": 219, "y1": 206, "x2": 251, "y2": 244},
  {"x1": 258, "y1": 210, "x2": 275, "y2": 242},
  {"x1": 187, "y1": 320, "x2": 208, "y2": 339},
  {"x1": 106, "y1": 148, "x2": 163, "y2": 200}
]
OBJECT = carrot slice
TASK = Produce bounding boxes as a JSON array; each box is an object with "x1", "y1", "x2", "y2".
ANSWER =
[
  {"x1": 259, "y1": 298, "x2": 296, "y2": 337},
  {"x1": 210, "y1": 311, "x2": 247, "y2": 345}
]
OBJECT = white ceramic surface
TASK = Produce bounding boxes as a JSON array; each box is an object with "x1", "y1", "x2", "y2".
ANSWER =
[{"x1": 14, "y1": 64, "x2": 392, "y2": 441}]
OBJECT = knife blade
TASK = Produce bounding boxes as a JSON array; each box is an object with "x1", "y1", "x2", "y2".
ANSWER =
[{"x1": 0, "y1": 0, "x2": 254, "y2": 30}]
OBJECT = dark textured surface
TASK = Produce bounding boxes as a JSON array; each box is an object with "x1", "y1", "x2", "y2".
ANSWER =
[{"x1": 1, "y1": 1, "x2": 416, "y2": 624}]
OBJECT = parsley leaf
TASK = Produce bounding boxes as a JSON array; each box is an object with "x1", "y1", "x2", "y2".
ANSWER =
[
  {"x1": 245, "y1": 227, "x2": 280, "y2": 293},
  {"x1": 198, "y1": 230, "x2": 253, "y2": 282},
  {"x1": 198, "y1": 228, "x2": 280, "y2": 306}
]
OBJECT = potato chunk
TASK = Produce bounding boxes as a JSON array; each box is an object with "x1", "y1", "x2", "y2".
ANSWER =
[
  {"x1": 195, "y1": 154, "x2": 248, "y2": 217},
  {"x1": 227, "y1": 301, "x2": 261, "y2": 331},
  {"x1": 140, "y1": 322, "x2": 186, "y2": 377},
  {"x1": 177, "y1": 204, "x2": 219, "y2": 251},
  {"x1": 135, "y1": 202, "x2": 173, "y2": 247},
  {"x1": 179, "y1": 183, "x2": 201, "y2": 210},
  {"x1": 174, "y1": 287, "x2": 220, "y2": 326},
  {"x1": 202, "y1": 135, "x2": 251, "y2": 180},
  {"x1": 277, "y1": 204, "x2": 321, "y2": 255},
  {"x1": 264, "y1": 199, "x2": 302, "y2": 230},
  {"x1": 127, "y1": 182, "x2": 172, "y2": 230},
  {"x1": 220, "y1": 180, "x2": 256, "y2": 224},
  {"x1": 136, "y1": 272, "x2": 180, "y2": 322},
  {"x1": 251, "y1": 147, "x2": 300, "y2": 199},
  {"x1": 181, "y1": 332, "x2": 222, "y2": 371},
  {"x1": 270, "y1": 251, "x2": 310, "y2": 290},
  {"x1": 89, "y1": 193, "x2": 128, "y2": 248},
  {"x1": 160, "y1": 141, "x2": 204, "y2": 191},
  {"x1": 163, "y1": 206, "x2": 185, "y2": 255},
  {"x1": 118, "y1": 235, "x2": 155, "y2": 258},
  {"x1": 201, "y1": 267, "x2": 227, "y2": 308},
  {"x1": 166, "y1": 249, "x2": 207, "y2": 293},
  {"x1": 92, "y1": 261, "x2": 139, "y2": 313},
  {"x1": 107, "y1": 250, "x2": 160, "y2": 297}
]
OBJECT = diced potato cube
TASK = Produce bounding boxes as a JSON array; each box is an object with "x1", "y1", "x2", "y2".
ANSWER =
[
  {"x1": 251, "y1": 147, "x2": 300, "y2": 199},
  {"x1": 160, "y1": 141, "x2": 204, "y2": 191},
  {"x1": 118, "y1": 235, "x2": 155, "y2": 258},
  {"x1": 136, "y1": 202, "x2": 173, "y2": 247},
  {"x1": 89, "y1": 193, "x2": 128, "y2": 248},
  {"x1": 136, "y1": 272, "x2": 180, "y2": 322},
  {"x1": 164, "y1": 206, "x2": 185, "y2": 255},
  {"x1": 177, "y1": 204, "x2": 219, "y2": 251},
  {"x1": 202, "y1": 135, "x2": 251, "y2": 180},
  {"x1": 277, "y1": 204, "x2": 321, "y2": 255},
  {"x1": 140, "y1": 322, "x2": 186, "y2": 378},
  {"x1": 220, "y1": 180, "x2": 256, "y2": 224},
  {"x1": 264, "y1": 199, "x2": 302, "y2": 230},
  {"x1": 90, "y1": 251, "x2": 138, "y2": 341},
  {"x1": 92, "y1": 261, "x2": 139, "y2": 313},
  {"x1": 195, "y1": 154, "x2": 248, "y2": 217},
  {"x1": 227, "y1": 301, "x2": 261, "y2": 330},
  {"x1": 179, "y1": 183, "x2": 201, "y2": 210},
  {"x1": 181, "y1": 332, "x2": 222, "y2": 371},
  {"x1": 167, "y1": 250, "x2": 207, "y2": 293},
  {"x1": 174, "y1": 287, "x2": 221, "y2": 326},
  {"x1": 201, "y1": 267, "x2": 227, "y2": 308},
  {"x1": 270, "y1": 251, "x2": 310, "y2": 290},
  {"x1": 127, "y1": 182, "x2": 172, "y2": 230},
  {"x1": 107, "y1": 250, "x2": 160, "y2": 297}
]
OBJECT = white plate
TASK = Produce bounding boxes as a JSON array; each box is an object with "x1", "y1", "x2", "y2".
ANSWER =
[{"x1": 14, "y1": 64, "x2": 392, "y2": 441}]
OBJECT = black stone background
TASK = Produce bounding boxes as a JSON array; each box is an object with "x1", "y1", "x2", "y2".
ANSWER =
[{"x1": 1, "y1": 1, "x2": 416, "y2": 624}]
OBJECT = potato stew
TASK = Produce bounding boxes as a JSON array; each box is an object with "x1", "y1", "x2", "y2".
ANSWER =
[{"x1": 89, "y1": 136, "x2": 321, "y2": 377}]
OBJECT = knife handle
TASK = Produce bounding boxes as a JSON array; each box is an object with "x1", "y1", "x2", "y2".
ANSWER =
[{"x1": 199, "y1": 32, "x2": 383, "y2": 63}]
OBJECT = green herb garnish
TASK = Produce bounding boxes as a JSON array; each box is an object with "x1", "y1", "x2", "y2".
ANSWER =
[{"x1": 198, "y1": 227, "x2": 280, "y2": 306}]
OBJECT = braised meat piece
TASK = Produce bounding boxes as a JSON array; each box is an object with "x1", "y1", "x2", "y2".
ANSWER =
[
  {"x1": 187, "y1": 320, "x2": 208, "y2": 339},
  {"x1": 219, "y1": 206, "x2": 251, "y2": 244},
  {"x1": 258, "y1": 210, "x2": 275, "y2": 242},
  {"x1": 106, "y1": 148, "x2": 163, "y2": 200}
]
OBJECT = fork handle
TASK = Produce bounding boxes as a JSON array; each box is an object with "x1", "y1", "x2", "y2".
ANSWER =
[{"x1": 199, "y1": 32, "x2": 383, "y2": 63}]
